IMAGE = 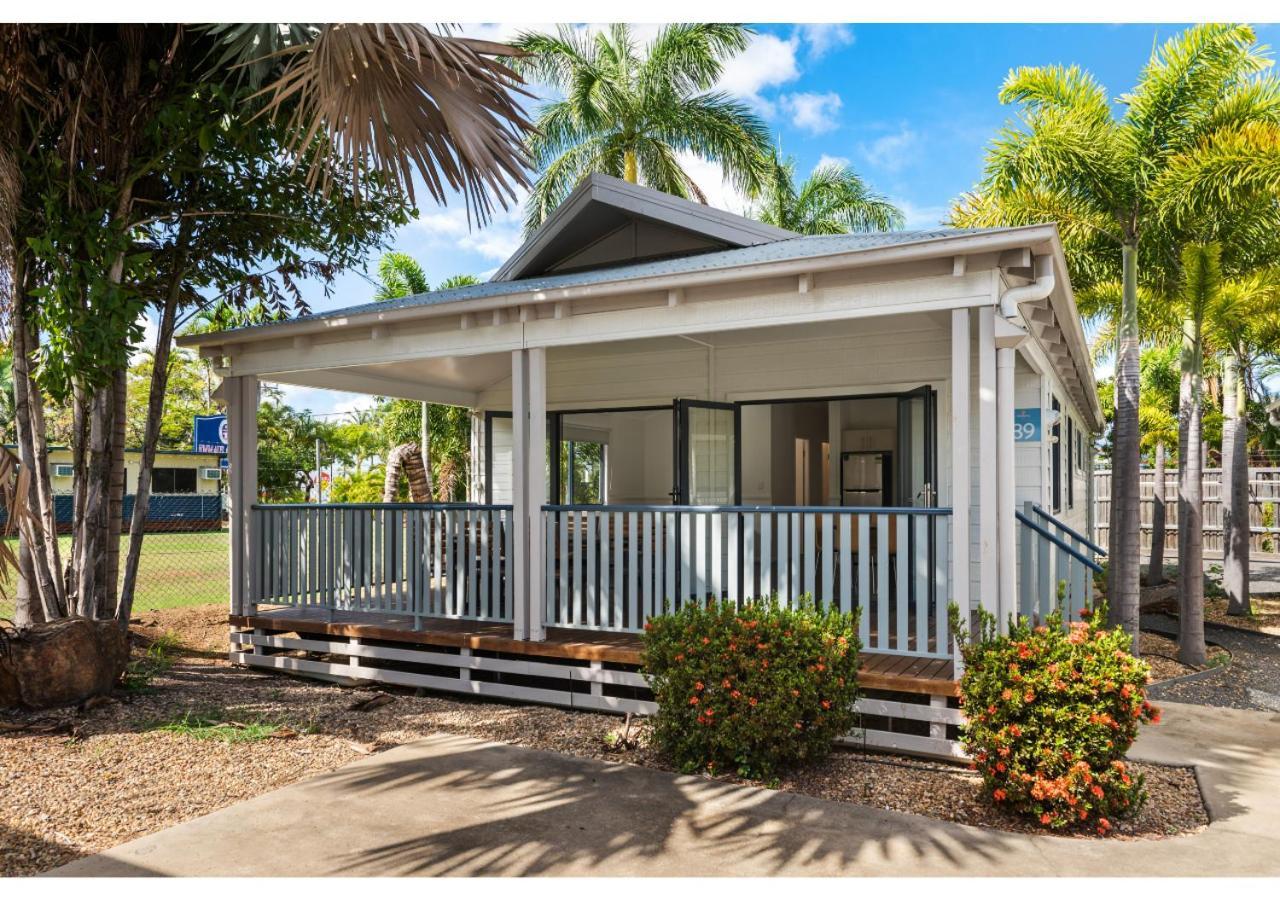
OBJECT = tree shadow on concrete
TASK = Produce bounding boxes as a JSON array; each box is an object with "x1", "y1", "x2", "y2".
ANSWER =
[{"x1": 315, "y1": 733, "x2": 1019, "y2": 876}]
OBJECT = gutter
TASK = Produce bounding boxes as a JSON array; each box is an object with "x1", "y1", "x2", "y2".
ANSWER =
[
  {"x1": 998, "y1": 253, "x2": 1055, "y2": 316},
  {"x1": 177, "y1": 225, "x2": 1061, "y2": 350},
  {"x1": 998, "y1": 252, "x2": 1105, "y2": 431}
]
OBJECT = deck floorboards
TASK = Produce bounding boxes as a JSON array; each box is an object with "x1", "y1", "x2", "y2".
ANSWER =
[{"x1": 229, "y1": 607, "x2": 957, "y2": 697}]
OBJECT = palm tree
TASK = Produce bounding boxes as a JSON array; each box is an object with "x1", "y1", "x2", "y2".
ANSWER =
[
  {"x1": 1174, "y1": 243, "x2": 1224, "y2": 665},
  {"x1": 950, "y1": 24, "x2": 1280, "y2": 646},
  {"x1": 373, "y1": 252, "x2": 430, "y2": 301},
  {"x1": 753, "y1": 150, "x2": 904, "y2": 234},
  {"x1": 512, "y1": 24, "x2": 772, "y2": 232},
  {"x1": 1210, "y1": 267, "x2": 1280, "y2": 616},
  {"x1": 1137, "y1": 345, "x2": 1181, "y2": 586},
  {"x1": 373, "y1": 252, "x2": 480, "y2": 499}
]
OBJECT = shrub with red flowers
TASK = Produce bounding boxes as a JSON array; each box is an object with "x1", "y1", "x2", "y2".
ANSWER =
[
  {"x1": 642, "y1": 597, "x2": 860, "y2": 779},
  {"x1": 952, "y1": 601, "x2": 1160, "y2": 834}
]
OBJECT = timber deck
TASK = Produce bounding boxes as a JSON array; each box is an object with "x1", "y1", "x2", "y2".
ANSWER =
[{"x1": 229, "y1": 607, "x2": 957, "y2": 697}]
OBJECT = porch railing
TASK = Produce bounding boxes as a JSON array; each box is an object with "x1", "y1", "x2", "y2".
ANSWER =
[
  {"x1": 1016, "y1": 502, "x2": 1103, "y2": 623},
  {"x1": 543, "y1": 505, "x2": 953, "y2": 658},
  {"x1": 251, "y1": 503, "x2": 514, "y2": 625}
]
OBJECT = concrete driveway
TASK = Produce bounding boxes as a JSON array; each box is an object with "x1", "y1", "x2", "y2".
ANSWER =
[{"x1": 50, "y1": 701, "x2": 1280, "y2": 877}]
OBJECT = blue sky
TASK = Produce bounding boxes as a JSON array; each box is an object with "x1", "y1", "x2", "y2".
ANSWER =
[{"x1": 248, "y1": 22, "x2": 1277, "y2": 415}]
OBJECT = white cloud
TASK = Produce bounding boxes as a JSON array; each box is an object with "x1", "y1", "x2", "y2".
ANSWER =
[
  {"x1": 861, "y1": 125, "x2": 920, "y2": 174},
  {"x1": 717, "y1": 33, "x2": 801, "y2": 115},
  {"x1": 892, "y1": 198, "x2": 951, "y2": 231},
  {"x1": 815, "y1": 154, "x2": 850, "y2": 171},
  {"x1": 797, "y1": 24, "x2": 854, "y2": 59},
  {"x1": 675, "y1": 152, "x2": 752, "y2": 217},
  {"x1": 407, "y1": 186, "x2": 530, "y2": 264},
  {"x1": 779, "y1": 91, "x2": 843, "y2": 135}
]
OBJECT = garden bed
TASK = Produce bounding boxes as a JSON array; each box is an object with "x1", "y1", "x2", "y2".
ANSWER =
[{"x1": 0, "y1": 603, "x2": 1209, "y2": 876}]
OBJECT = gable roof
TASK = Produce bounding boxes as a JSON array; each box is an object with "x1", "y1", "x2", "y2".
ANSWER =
[
  {"x1": 203, "y1": 227, "x2": 1006, "y2": 328},
  {"x1": 490, "y1": 173, "x2": 795, "y2": 282}
]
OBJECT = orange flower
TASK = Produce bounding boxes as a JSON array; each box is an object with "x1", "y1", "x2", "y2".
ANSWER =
[
  {"x1": 821, "y1": 699, "x2": 831, "y2": 710},
  {"x1": 992, "y1": 789, "x2": 1007, "y2": 802},
  {"x1": 695, "y1": 681, "x2": 704, "y2": 691},
  {"x1": 749, "y1": 697, "x2": 758, "y2": 706},
  {"x1": 688, "y1": 696, "x2": 699, "y2": 706},
  {"x1": 1040, "y1": 813, "x2": 1052, "y2": 825}
]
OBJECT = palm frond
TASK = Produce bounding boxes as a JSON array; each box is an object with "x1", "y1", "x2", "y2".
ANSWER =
[
  {"x1": 374, "y1": 251, "x2": 431, "y2": 300},
  {"x1": 1149, "y1": 121, "x2": 1280, "y2": 227},
  {"x1": 255, "y1": 23, "x2": 534, "y2": 224},
  {"x1": 523, "y1": 135, "x2": 620, "y2": 233},
  {"x1": 648, "y1": 91, "x2": 771, "y2": 194},
  {"x1": 639, "y1": 23, "x2": 750, "y2": 96}
]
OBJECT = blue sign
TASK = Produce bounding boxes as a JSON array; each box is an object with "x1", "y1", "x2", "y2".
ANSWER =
[
  {"x1": 194, "y1": 415, "x2": 229, "y2": 454},
  {"x1": 219, "y1": 456, "x2": 230, "y2": 470},
  {"x1": 1014, "y1": 408, "x2": 1042, "y2": 442}
]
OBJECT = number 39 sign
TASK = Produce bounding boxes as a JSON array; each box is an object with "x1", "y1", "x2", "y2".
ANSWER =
[{"x1": 1014, "y1": 408, "x2": 1042, "y2": 442}]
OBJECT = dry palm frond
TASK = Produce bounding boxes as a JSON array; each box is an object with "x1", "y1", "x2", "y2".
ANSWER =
[{"x1": 255, "y1": 23, "x2": 534, "y2": 224}]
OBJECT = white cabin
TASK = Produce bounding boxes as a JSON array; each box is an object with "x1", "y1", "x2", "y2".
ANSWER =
[{"x1": 181, "y1": 175, "x2": 1105, "y2": 758}]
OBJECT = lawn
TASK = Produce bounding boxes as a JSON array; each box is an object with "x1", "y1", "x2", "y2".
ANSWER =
[{"x1": 0, "y1": 530, "x2": 228, "y2": 620}]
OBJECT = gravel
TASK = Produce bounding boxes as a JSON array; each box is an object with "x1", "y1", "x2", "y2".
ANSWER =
[
  {"x1": 1143, "y1": 610, "x2": 1280, "y2": 712},
  {"x1": 0, "y1": 604, "x2": 1209, "y2": 875}
]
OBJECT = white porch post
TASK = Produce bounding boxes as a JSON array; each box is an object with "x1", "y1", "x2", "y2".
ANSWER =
[
  {"x1": 950, "y1": 309, "x2": 971, "y2": 650},
  {"x1": 977, "y1": 308, "x2": 999, "y2": 621},
  {"x1": 526, "y1": 348, "x2": 548, "y2": 641},
  {"x1": 996, "y1": 346, "x2": 1018, "y2": 625},
  {"x1": 226, "y1": 375, "x2": 259, "y2": 618},
  {"x1": 510, "y1": 348, "x2": 548, "y2": 641}
]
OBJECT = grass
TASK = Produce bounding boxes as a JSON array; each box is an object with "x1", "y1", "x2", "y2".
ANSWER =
[
  {"x1": 121, "y1": 630, "x2": 183, "y2": 692},
  {"x1": 150, "y1": 707, "x2": 305, "y2": 743},
  {"x1": 0, "y1": 530, "x2": 228, "y2": 620}
]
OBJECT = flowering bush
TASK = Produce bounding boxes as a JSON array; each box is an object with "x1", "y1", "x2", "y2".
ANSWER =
[
  {"x1": 642, "y1": 597, "x2": 860, "y2": 779},
  {"x1": 953, "y1": 602, "x2": 1160, "y2": 835}
]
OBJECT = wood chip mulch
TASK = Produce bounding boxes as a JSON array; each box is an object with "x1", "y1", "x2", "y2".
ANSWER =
[{"x1": 0, "y1": 603, "x2": 1209, "y2": 876}]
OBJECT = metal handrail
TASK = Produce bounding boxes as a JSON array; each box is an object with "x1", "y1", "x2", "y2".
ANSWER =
[
  {"x1": 1015, "y1": 511, "x2": 1102, "y2": 572},
  {"x1": 1029, "y1": 503, "x2": 1106, "y2": 556},
  {"x1": 543, "y1": 503, "x2": 953, "y2": 516}
]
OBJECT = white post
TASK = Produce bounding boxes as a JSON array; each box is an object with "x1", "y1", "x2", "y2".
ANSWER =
[
  {"x1": 226, "y1": 375, "x2": 259, "y2": 618},
  {"x1": 511, "y1": 351, "x2": 529, "y2": 640},
  {"x1": 950, "y1": 309, "x2": 971, "y2": 653},
  {"x1": 526, "y1": 347, "x2": 548, "y2": 641},
  {"x1": 977, "y1": 307, "x2": 999, "y2": 622},
  {"x1": 996, "y1": 346, "x2": 1018, "y2": 625}
]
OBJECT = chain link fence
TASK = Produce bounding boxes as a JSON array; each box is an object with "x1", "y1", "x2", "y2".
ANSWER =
[{"x1": 1, "y1": 495, "x2": 230, "y2": 619}]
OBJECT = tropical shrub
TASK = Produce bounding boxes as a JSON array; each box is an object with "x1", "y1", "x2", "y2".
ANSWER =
[
  {"x1": 642, "y1": 597, "x2": 860, "y2": 779},
  {"x1": 953, "y1": 602, "x2": 1160, "y2": 835}
]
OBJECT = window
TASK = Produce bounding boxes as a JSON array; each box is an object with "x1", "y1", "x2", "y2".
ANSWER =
[
  {"x1": 152, "y1": 467, "x2": 197, "y2": 494},
  {"x1": 1067, "y1": 416, "x2": 1074, "y2": 509},
  {"x1": 53, "y1": 463, "x2": 74, "y2": 478},
  {"x1": 556, "y1": 438, "x2": 606, "y2": 504},
  {"x1": 1051, "y1": 395, "x2": 1062, "y2": 513}
]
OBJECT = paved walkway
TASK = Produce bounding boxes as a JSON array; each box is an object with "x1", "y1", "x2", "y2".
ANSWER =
[
  {"x1": 1143, "y1": 613, "x2": 1280, "y2": 712},
  {"x1": 51, "y1": 702, "x2": 1280, "y2": 877}
]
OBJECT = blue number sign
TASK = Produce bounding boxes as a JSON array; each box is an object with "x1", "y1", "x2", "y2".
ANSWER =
[{"x1": 1014, "y1": 408, "x2": 1041, "y2": 442}]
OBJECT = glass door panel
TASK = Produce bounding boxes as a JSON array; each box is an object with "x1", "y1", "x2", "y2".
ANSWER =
[
  {"x1": 896, "y1": 386, "x2": 937, "y2": 507},
  {"x1": 678, "y1": 400, "x2": 739, "y2": 505}
]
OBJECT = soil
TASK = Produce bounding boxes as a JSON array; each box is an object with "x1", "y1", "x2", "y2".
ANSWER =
[{"x1": 0, "y1": 603, "x2": 1210, "y2": 876}]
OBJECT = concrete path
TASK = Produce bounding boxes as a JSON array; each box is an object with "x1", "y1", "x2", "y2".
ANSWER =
[{"x1": 52, "y1": 702, "x2": 1280, "y2": 877}]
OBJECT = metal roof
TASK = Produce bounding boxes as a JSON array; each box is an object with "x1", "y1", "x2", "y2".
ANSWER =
[{"x1": 265, "y1": 226, "x2": 1009, "y2": 328}]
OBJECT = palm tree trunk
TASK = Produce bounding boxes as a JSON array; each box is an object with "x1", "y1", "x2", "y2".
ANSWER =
[
  {"x1": 624, "y1": 149, "x2": 638, "y2": 183},
  {"x1": 1147, "y1": 440, "x2": 1166, "y2": 586},
  {"x1": 420, "y1": 402, "x2": 436, "y2": 500},
  {"x1": 1108, "y1": 240, "x2": 1142, "y2": 649},
  {"x1": 1177, "y1": 313, "x2": 1206, "y2": 666},
  {"x1": 1222, "y1": 349, "x2": 1251, "y2": 616}
]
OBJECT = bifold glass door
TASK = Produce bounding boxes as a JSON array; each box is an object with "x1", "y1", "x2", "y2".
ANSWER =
[
  {"x1": 676, "y1": 400, "x2": 739, "y2": 505},
  {"x1": 897, "y1": 386, "x2": 937, "y2": 507}
]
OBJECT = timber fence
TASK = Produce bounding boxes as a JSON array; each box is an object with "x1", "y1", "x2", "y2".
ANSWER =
[{"x1": 1093, "y1": 467, "x2": 1280, "y2": 560}]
